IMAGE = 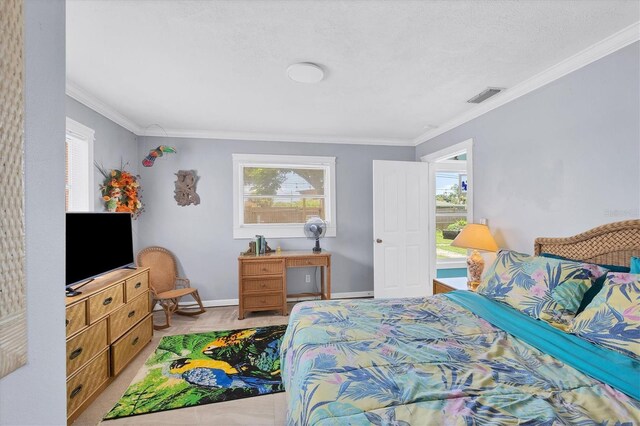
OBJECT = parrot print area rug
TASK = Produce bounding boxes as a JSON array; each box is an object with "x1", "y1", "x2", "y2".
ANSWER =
[{"x1": 103, "y1": 325, "x2": 287, "y2": 420}]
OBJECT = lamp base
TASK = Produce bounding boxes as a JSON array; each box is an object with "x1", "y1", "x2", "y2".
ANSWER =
[{"x1": 467, "y1": 250, "x2": 485, "y2": 291}]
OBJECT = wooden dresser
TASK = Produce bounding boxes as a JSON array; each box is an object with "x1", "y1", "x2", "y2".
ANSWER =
[
  {"x1": 238, "y1": 251, "x2": 331, "y2": 320},
  {"x1": 432, "y1": 277, "x2": 469, "y2": 294},
  {"x1": 65, "y1": 267, "x2": 152, "y2": 424}
]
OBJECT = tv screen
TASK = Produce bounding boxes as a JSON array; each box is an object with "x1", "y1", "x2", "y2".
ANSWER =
[{"x1": 66, "y1": 212, "x2": 135, "y2": 287}]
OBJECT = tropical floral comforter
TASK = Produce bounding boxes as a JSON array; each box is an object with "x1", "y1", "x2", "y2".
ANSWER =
[{"x1": 280, "y1": 295, "x2": 640, "y2": 425}]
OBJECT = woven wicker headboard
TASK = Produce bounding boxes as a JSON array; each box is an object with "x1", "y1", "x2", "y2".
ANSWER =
[{"x1": 534, "y1": 220, "x2": 640, "y2": 267}]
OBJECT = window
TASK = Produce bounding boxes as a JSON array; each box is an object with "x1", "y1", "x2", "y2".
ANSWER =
[
  {"x1": 435, "y1": 161, "x2": 468, "y2": 266},
  {"x1": 65, "y1": 118, "x2": 95, "y2": 211},
  {"x1": 233, "y1": 154, "x2": 336, "y2": 238}
]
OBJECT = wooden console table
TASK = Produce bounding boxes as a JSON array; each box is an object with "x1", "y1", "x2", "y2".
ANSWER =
[{"x1": 238, "y1": 251, "x2": 331, "y2": 319}]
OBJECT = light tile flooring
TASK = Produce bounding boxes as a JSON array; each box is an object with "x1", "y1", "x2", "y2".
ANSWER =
[{"x1": 73, "y1": 305, "x2": 293, "y2": 426}]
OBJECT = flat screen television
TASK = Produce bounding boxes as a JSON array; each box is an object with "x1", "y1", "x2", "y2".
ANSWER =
[{"x1": 66, "y1": 212, "x2": 135, "y2": 290}]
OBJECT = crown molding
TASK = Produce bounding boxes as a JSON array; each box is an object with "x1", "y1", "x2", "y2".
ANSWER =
[
  {"x1": 413, "y1": 21, "x2": 640, "y2": 146},
  {"x1": 66, "y1": 81, "x2": 142, "y2": 134},
  {"x1": 141, "y1": 128, "x2": 414, "y2": 147}
]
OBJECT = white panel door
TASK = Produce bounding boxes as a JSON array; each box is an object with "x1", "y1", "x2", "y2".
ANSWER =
[{"x1": 373, "y1": 160, "x2": 430, "y2": 299}]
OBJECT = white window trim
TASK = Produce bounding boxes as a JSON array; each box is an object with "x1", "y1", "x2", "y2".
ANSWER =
[
  {"x1": 421, "y1": 139, "x2": 474, "y2": 281},
  {"x1": 232, "y1": 153, "x2": 337, "y2": 239},
  {"x1": 66, "y1": 117, "x2": 95, "y2": 211}
]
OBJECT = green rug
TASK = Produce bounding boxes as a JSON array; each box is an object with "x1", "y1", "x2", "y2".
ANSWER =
[{"x1": 104, "y1": 324, "x2": 287, "y2": 420}]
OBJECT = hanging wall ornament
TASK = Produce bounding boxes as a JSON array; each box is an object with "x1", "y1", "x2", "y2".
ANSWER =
[
  {"x1": 142, "y1": 145, "x2": 177, "y2": 167},
  {"x1": 174, "y1": 170, "x2": 200, "y2": 206}
]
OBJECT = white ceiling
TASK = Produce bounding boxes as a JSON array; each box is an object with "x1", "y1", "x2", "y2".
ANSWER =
[{"x1": 66, "y1": 0, "x2": 640, "y2": 146}]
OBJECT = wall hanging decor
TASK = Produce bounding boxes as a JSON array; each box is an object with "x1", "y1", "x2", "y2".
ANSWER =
[
  {"x1": 174, "y1": 170, "x2": 200, "y2": 206},
  {"x1": 0, "y1": 0, "x2": 27, "y2": 378},
  {"x1": 142, "y1": 145, "x2": 177, "y2": 167},
  {"x1": 96, "y1": 163, "x2": 144, "y2": 218}
]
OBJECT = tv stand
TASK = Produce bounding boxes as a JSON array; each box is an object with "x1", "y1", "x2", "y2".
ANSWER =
[{"x1": 65, "y1": 267, "x2": 152, "y2": 424}]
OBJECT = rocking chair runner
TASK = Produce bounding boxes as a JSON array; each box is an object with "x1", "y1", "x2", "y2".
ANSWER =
[{"x1": 137, "y1": 246, "x2": 205, "y2": 330}]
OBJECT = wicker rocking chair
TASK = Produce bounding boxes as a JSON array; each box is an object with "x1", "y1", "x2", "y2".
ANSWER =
[{"x1": 137, "y1": 246, "x2": 205, "y2": 330}]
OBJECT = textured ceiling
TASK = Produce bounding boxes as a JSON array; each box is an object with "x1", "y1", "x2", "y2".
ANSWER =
[{"x1": 66, "y1": 0, "x2": 640, "y2": 145}]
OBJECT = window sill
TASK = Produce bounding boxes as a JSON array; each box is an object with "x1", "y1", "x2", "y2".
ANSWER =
[{"x1": 233, "y1": 225, "x2": 337, "y2": 239}]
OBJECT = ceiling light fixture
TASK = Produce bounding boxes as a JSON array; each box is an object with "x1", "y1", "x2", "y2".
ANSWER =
[{"x1": 287, "y1": 62, "x2": 324, "y2": 84}]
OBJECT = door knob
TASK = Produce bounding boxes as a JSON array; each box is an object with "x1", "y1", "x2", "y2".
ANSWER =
[{"x1": 376, "y1": 239, "x2": 383, "y2": 243}]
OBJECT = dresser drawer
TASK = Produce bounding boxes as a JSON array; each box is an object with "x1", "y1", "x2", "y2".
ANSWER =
[
  {"x1": 66, "y1": 301, "x2": 87, "y2": 337},
  {"x1": 112, "y1": 314, "x2": 153, "y2": 376},
  {"x1": 242, "y1": 277, "x2": 283, "y2": 293},
  {"x1": 286, "y1": 256, "x2": 327, "y2": 268},
  {"x1": 88, "y1": 283, "x2": 124, "y2": 322},
  {"x1": 241, "y1": 260, "x2": 283, "y2": 276},
  {"x1": 109, "y1": 292, "x2": 150, "y2": 343},
  {"x1": 243, "y1": 293, "x2": 283, "y2": 309},
  {"x1": 125, "y1": 272, "x2": 148, "y2": 302},
  {"x1": 67, "y1": 349, "x2": 110, "y2": 416},
  {"x1": 67, "y1": 318, "x2": 108, "y2": 376}
]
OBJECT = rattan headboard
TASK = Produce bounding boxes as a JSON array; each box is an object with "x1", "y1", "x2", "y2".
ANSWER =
[{"x1": 534, "y1": 220, "x2": 640, "y2": 267}]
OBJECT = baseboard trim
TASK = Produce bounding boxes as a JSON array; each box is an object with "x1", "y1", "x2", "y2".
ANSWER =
[{"x1": 154, "y1": 291, "x2": 374, "y2": 310}]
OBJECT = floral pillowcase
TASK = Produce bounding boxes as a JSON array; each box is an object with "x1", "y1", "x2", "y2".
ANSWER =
[
  {"x1": 570, "y1": 273, "x2": 640, "y2": 360},
  {"x1": 476, "y1": 250, "x2": 607, "y2": 330}
]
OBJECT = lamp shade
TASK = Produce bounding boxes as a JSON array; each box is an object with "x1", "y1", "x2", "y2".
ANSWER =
[{"x1": 450, "y1": 224, "x2": 498, "y2": 252}]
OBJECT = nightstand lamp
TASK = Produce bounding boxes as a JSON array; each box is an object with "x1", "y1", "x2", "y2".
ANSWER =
[{"x1": 451, "y1": 224, "x2": 498, "y2": 290}]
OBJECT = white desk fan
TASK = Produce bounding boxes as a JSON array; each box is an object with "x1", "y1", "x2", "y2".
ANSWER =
[{"x1": 304, "y1": 217, "x2": 327, "y2": 253}]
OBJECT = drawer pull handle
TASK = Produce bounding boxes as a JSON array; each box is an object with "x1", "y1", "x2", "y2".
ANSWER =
[
  {"x1": 261, "y1": 268, "x2": 268, "y2": 272},
  {"x1": 306, "y1": 260, "x2": 311, "y2": 264},
  {"x1": 103, "y1": 297, "x2": 113, "y2": 306},
  {"x1": 70, "y1": 385, "x2": 83, "y2": 399},
  {"x1": 65, "y1": 319, "x2": 70, "y2": 327},
  {"x1": 261, "y1": 299, "x2": 266, "y2": 304},
  {"x1": 128, "y1": 310, "x2": 136, "y2": 318},
  {"x1": 69, "y1": 347, "x2": 83, "y2": 360},
  {"x1": 135, "y1": 282, "x2": 142, "y2": 289},
  {"x1": 132, "y1": 337, "x2": 139, "y2": 346},
  {"x1": 261, "y1": 283, "x2": 266, "y2": 288}
]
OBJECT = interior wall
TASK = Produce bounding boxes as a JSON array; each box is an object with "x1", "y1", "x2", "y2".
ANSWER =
[
  {"x1": 0, "y1": 1, "x2": 67, "y2": 424},
  {"x1": 136, "y1": 137, "x2": 415, "y2": 300},
  {"x1": 416, "y1": 42, "x2": 640, "y2": 255},
  {"x1": 65, "y1": 96, "x2": 140, "y2": 245}
]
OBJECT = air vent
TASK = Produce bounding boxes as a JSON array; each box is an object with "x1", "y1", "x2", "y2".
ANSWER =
[{"x1": 467, "y1": 87, "x2": 505, "y2": 104}]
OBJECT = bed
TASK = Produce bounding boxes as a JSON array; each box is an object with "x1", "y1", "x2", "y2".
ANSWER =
[{"x1": 280, "y1": 220, "x2": 640, "y2": 425}]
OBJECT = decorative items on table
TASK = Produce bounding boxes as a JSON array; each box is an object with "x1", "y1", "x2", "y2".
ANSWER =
[
  {"x1": 96, "y1": 163, "x2": 144, "y2": 218},
  {"x1": 451, "y1": 223, "x2": 499, "y2": 291},
  {"x1": 174, "y1": 170, "x2": 200, "y2": 206},
  {"x1": 241, "y1": 235, "x2": 274, "y2": 256},
  {"x1": 142, "y1": 145, "x2": 176, "y2": 167}
]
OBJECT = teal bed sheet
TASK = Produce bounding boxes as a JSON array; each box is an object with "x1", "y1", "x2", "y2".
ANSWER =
[{"x1": 281, "y1": 294, "x2": 640, "y2": 425}]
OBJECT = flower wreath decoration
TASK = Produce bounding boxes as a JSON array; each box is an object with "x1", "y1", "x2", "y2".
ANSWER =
[{"x1": 96, "y1": 163, "x2": 144, "y2": 218}]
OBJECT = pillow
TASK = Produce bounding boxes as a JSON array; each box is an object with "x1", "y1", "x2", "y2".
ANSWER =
[
  {"x1": 539, "y1": 253, "x2": 630, "y2": 314},
  {"x1": 631, "y1": 257, "x2": 640, "y2": 274},
  {"x1": 477, "y1": 250, "x2": 607, "y2": 330},
  {"x1": 570, "y1": 272, "x2": 640, "y2": 360}
]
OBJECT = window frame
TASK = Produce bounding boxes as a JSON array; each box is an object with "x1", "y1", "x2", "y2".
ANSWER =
[
  {"x1": 65, "y1": 117, "x2": 95, "y2": 212},
  {"x1": 232, "y1": 153, "x2": 337, "y2": 239}
]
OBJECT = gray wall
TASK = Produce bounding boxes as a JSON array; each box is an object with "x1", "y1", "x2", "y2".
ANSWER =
[
  {"x1": 136, "y1": 138, "x2": 414, "y2": 300},
  {"x1": 0, "y1": 1, "x2": 67, "y2": 425},
  {"x1": 416, "y1": 42, "x2": 640, "y2": 255},
  {"x1": 66, "y1": 97, "x2": 139, "y2": 213}
]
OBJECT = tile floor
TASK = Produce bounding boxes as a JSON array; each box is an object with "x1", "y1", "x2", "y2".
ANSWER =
[{"x1": 73, "y1": 305, "x2": 292, "y2": 426}]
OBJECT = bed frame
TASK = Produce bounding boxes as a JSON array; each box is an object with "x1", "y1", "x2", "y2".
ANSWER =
[{"x1": 534, "y1": 219, "x2": 640, "y2": 267}]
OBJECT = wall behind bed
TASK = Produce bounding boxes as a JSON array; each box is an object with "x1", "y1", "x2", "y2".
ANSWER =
[
  {"x1": 416, "y1": 42, "x2": 640, "y2": 255},
  {"x1": 136, "y1": 137, "x2": 414, "y2": 301}
]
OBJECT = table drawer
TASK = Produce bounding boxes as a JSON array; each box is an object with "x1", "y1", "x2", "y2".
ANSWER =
[
  {"x1": 89, "y1": 283, "x2": 124, "y2": 322},
  {"x1": 241, "y1": 260, "x2": 283, "y2": 276},
  {"x1": 243, "y1": 293, "x2": 283, "y2": 309},
  {"x1": 67, "y1": 349, "x2": 110, "y2": 416},
  {"x1": 66, "y1": 301, "x2": 87, "y2": 337},
  {"x1": 66, "y1": 318, "x2": 108, "y2": 376},
  {"x1": 286, "y1": 257, "x2": 327, "y2": 268},
  {"x1": 242, "y1": 277, "x2": 283, "y2": 293},
  {"x1": 112, "y1": 315, "x2": 153, "y2": 376},
  {"x1": 125, "y1": 272, "x2": 149, "y2": 302},
  {"x1": 109, "y1": 292, "x2": 150, "y2": 343}
]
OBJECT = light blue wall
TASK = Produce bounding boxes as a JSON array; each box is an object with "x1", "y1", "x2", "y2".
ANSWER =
[
  {"x1": 0, "y1": 1, "x2": 67, "y2": 424},
  {"x1": 66, "y1": 97, "x2": 139, "y2": 212},
  {"x1": 417, "y1": 42, "x2": 640, "y2": 254},
  {"x1": 136, "y1": 137, "x2": 415, "y2": 300}
]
